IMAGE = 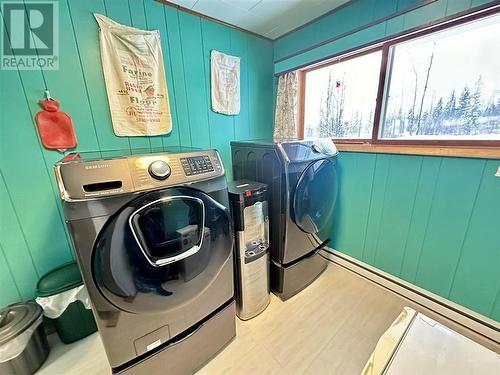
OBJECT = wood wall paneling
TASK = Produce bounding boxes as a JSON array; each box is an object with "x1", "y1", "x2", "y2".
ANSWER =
[
  {"x1": 230, "y1": 29, "x2": 251, "y2": 141},
  {"x1": 69, "y1": 0, "x2": 130, "y2": 152},
  {"x1": 145, "y1": 0, "x2": 182, "y2": 149},
  {"x1": 448, "y1": 160, "x2": 500, "y2": 317},
  {"x1": 163, "y1": 5, "x2": 192, "y2": 147},
  {"x1": 399, "y1": 156, "x2": 442, "y2": 282},
  {"x1": 0, "y1": 0, "x2": 274, "y2": 305},
  {"x1": 1, "y1": 14, "x2": 74, "y2": 280},
  {"x1": 0, "y1": 242, "x2": 21, "y2": 307},
  {"x1": 413, "y1": 158, "x2": 484, "y2": 297},
  {"x1": 247, "y1": 37, "x2": 274, "y2": 140},
  {"x1": 331, "y1": 153, "x2": 500, "y2": 321},
  {"x1": 492, "y1": 293, "x2": 500, "y2": 322},
  {"x1": 201, "y1": 19, "x2": 234, "y2": 178},
  {"x1": 372, "y1": 155, "x2": 422, "y2": 275},
  {"x1": 0, "y1": 173, "x2": 38, "y2": 303},
  {"x1": 331, "y1": 153, "x2": 376, "y2": 259},
  {"x1": 362, "y1": 154, "x2": 391, "y2": 264},
  {"x1": 179, "y1": 12, "x2": 212, "y2": 150},
  {"x1": 445, "y1": 0, "x2": 474, "y2": 16},
  {"x1": 402, "y1": 0, "x2": 447, "y2": 30}
]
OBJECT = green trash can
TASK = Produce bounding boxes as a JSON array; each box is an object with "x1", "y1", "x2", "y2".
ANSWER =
[{"x1": 36, "y1": 261, "x2": 97, "y2": 344}]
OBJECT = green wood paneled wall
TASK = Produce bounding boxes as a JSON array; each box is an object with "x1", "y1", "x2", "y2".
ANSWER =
[
  {"x1": 274, "y1": 0, "x2": 500, "y2": 321},
  {"x1": 273, "y1": 0, "x2": 496, "y2": 73},
  {"x1": 332, "y1": 153, "x2": 500, "y2": 321},
  {"x1": 0, "y1": 0, "x2": 273, "y2": 306}
]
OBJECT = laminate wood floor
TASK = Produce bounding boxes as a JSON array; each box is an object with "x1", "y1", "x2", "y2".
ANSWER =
[{"x1": 37, "y1": 264, "x2": 499, "y2": 375}]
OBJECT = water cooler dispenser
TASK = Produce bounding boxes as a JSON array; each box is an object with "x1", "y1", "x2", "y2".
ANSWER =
[{"x1": 228, "y1": 180, "x2": 270, "y2": 320}]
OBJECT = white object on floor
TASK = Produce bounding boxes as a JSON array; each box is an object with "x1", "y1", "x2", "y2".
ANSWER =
[
  {"x1": 363, "y1": 307, "x2": 500, "y2": 375},
  {"x1": 35, "y1": 285, "x2": 91, "y2": 319},
  {"x1": 211, "y1": 50, "x2": 240, "y2": 115}
]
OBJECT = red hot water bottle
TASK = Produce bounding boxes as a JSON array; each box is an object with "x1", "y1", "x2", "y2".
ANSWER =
[{"x1": 35, "y1": 99, "x2": 77, "y2": 151}]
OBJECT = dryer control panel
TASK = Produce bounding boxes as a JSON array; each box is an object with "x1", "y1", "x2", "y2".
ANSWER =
[{"x1": 55, "y1": 149, "x2": 224, "y2": 201}]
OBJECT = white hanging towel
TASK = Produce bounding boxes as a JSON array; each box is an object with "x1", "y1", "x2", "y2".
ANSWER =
[
  {"x1": 95, "y1": 14, "x2": 172, "y2": 136},
  {"x1": 211, "y1": 50, "x2": 240, "y2": 115}
]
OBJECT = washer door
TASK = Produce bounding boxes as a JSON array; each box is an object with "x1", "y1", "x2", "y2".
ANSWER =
[
  {"x1": 292, "y1": 158, "x2": 337, "y2": 234},
  {"x1": 92, "y1": 187, "x2": 232, "y2": 314},
  {"x1": 129, "y1": 195, "x2": 206, "y2": 268}
]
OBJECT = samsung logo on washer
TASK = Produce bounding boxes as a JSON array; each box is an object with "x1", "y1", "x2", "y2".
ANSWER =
[{"x1": 85, "y1": 164, "x2": 112, "y2": 170}]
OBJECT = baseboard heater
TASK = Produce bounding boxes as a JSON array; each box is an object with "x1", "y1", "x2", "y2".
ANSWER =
[{"x1": 321, "y1": 248, "x2": 500, "y2": 347}]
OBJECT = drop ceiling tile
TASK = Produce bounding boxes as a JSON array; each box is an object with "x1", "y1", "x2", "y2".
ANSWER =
[
  {"x1": 166, "y1": 0, "x2": 351, "y2": 38},
  {"x1": 220, "y1": 0, "x2": 263, "y2": 12},
  {"x1": 258, "y1": 0, "x2": 349, "y2": 39},
  {"x1": 170, "y1": 0, "x2": 199, "y2": 9},
  {"x1": 234, "y1": 0, "x2": 302, "y2": 31},
  {"x1": 193, "y1": 0, "x2": 248, "y2": 26}
]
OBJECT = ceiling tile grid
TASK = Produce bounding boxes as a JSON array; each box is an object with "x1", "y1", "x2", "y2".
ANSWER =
[{"x1": 166, "y1": 0, "x2": 350, "y2": 39}]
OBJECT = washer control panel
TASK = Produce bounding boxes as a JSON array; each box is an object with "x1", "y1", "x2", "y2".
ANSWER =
[
  {"x1": 180, "y1": 155, "x2": 214, "y2": 176},
  {"x1": 55, "y1": 149, "x2": 224, "y2": 201}
]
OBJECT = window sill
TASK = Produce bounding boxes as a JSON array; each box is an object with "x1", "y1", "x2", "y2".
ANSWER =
[{"x1": 335, "y1": 143, "x2": 500, "y2": 159}]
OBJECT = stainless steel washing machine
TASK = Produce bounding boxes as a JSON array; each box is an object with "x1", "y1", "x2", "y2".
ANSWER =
[{"x1": 55, "y1": 150, "x2": 235, "y2": 374}]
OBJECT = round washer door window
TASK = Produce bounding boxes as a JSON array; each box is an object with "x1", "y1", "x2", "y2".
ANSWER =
[
  {"x1": 292, "y1": 158, "x2": 338, "y2": 234},
  {"x1": 92, "y1": 187, "x2": 232, "y2": 314}
]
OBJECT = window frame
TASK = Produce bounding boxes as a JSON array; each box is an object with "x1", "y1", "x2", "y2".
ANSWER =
[{"x1": 297, "y1": 5, "x2": 500, "y2": 151}]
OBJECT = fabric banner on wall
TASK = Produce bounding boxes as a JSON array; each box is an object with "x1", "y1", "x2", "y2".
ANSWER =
[
  {"x1": 95, "y1": 14, "x2": 172, "y2": 136},
  {"x1": 273, "y1": 71, "x2": 298, "y2": 141},
  {"x1": 211, "y1": 50, "x2": 240, "y2": 115}
]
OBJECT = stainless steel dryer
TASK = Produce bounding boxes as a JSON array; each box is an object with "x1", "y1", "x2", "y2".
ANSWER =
[
  {"x1": 231, "y1": 139, "x2": 338, "y2": 300},
  {"x1": 55, "y1": 150, "x2": 235, "y2": 374}
]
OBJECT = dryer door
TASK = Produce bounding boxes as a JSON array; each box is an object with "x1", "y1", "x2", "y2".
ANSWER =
[
  {"x1": 292, "y1": 158, "x2": 338, "y2": 235},
  {"x1": 92, "y1": 187, "x2": 233, "y2": 314}
]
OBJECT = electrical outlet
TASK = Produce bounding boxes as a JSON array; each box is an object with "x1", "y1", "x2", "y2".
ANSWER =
[{"x1": 496, "y1": 165, "x2": 500, "y2": 177}]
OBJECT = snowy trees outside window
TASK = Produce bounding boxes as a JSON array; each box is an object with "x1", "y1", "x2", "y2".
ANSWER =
[
  {"x1": 303, "y1": 51, "x2": 381, "y2": 139},
  {"x1": 302, "y1": 12, "x2": 500, "y2": 142},
  {"x1": 381, "y1": 13, "x2": 500, "y2": 140}
]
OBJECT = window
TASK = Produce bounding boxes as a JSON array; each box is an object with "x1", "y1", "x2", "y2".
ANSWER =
[
  {"x1": 304, "y1": 51, "x2": 382, "y2": 139},
  {"x1": 380, "y1": 13, "x2": 500, "y2": 141},
  {"x1": 300, "y1": 8, "x2": 500, "y2": 147}
]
